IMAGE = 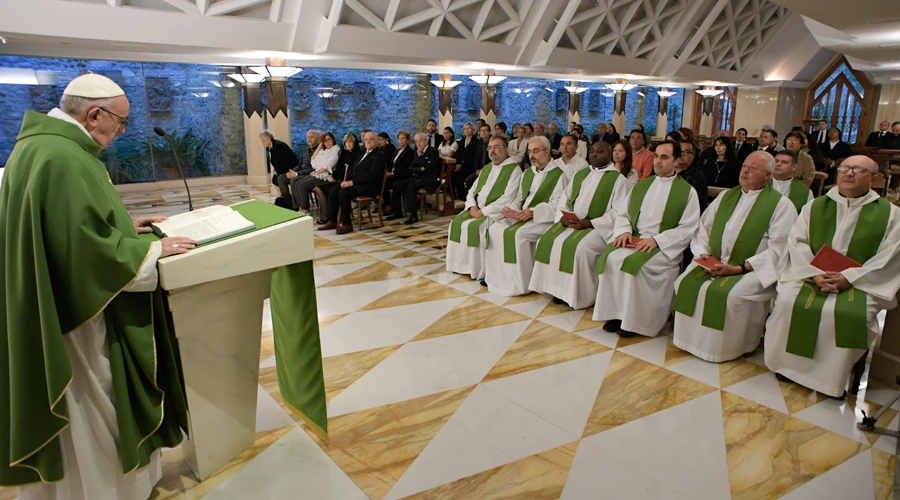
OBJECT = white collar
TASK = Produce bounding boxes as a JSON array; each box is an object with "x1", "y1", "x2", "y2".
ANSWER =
[
  {"x1": 772, "y1": 177, "x2": 793, "y2": 184},
  {"x1": 48, "y1": 108, "x2": 92, "y2": 140},
  {"x1": 592, "y1": 162, "x2": 616, "y2": 172},
  {"x1": 826, "y1": 186, "x2": 879, "y2": 206}
]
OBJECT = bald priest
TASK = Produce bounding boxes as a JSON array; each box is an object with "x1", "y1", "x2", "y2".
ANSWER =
[
  {"x1": 1, "y1": 74, "x2": 195, "y2": 499},
  {"x1": 765, "y1": 155, "x2": 900, "y2": 399},
  {"x1": 672, "y1": 152, "x2": 796, "y2": 362}
]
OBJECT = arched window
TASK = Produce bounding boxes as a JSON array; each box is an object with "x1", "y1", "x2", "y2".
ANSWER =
[{"x1": 805, "y1": 57, "x2": 873, "y2": 144}]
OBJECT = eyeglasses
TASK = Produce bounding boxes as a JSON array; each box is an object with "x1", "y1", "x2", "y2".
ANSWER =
[
  {"x1": 837, "y1": 165, "x2": 875, "y2": 175},
  {"x1": 786, "y1": 140, "x2": 801, "y2": 145},
  {"x1": 98, "y1": 107, "x2": 129, "y2": 129},
  {"x1": 486, "y1": 145, "x2": 507, "y2": 150}
]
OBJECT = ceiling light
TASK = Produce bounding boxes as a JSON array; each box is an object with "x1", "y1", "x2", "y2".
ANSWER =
[
  {"x1": 564, "y1": 82, "x2": 588, "y2": 94},
  {"x1": 657, "y1": 88, "x2": 677, "y2": 97},
  {"x1": 387, "y1": 83, "x2": 413, "y2": 91},
  {"x1": 226, "y1": 72, "x2": 265, "y2": 84},
  {"x1": 695, "y1": 86, "x2": 724, "y2": 97},
  {"x1": 209, "y1": 79, "x2": 236, "y2": 88},
  {"x1": 606, "y1": 79, "x2": 636, "y2": 91},
  {"x1": 0, "y1": 68, "x2": 39, "y2": 85},
  {"x1": 430, "y1": 80, "x2": 462, "y2": 89},
  {"x1": 469, "y1": 74, "x2": 506, "y2": 85},
  {"x1": 248, "y1": 65, "x2": 302, "y2": 79}
]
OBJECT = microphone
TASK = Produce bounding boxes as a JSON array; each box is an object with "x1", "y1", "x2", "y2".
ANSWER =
[{"x1": 154, "y1": 127, "x2": 193, "y2": 211}]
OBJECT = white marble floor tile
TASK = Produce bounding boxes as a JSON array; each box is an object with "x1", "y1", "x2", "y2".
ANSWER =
[
  {"x1": 327, "y1": 321, "x2": 528, "y2": 417},
  {"x1": 406, "y1": 264, "x2": 445, "y2": 276},
  {"x1": 793, "y1": 398, "x2": 876, "y2": 446},
  {"x1": 384, "y1": 256, "x2": 422, "y2": 267},
  {"x1": 722, "y1": 371, "x2": 789, "y2": 414},
  {"x1": 503, "y1": 295, "x2": 553, "y2": 319},
  {"x1": 449, "y1": 280, "x2": 485, "y2": 295},
  {"x1": 665, "y1": 356, "x2": 721, "y2": 389},
  {"x1": 873, "y1": 413, "x2": 899, "y2": 454},
  {"x1": 779, "y1": 449, "x2": 876, "y2": 500},
  {"x1": 313, "y1": 262, "x2": 374, "y2": 286},
  {"x1": 743, "y1": 347, "x2": 766, "y2": 367},
  {"x1": 319, "y1": 314, "x2": 405, "y2": 358},
  {"x1": 449, "y1": 385, "x2": 577, "y2": 461},
  {"x1": 259, "y1": 356, "x2": 276, "y2": 369},
  {"x1": 482, "y1": 352, "x2": 614, "y2": 436},
  {"x1": 203, "y1": 427, "x2": 368, "y2": 500},
  {"x1": 571, "y1": 326, "x2": 621, "y2": 349},
  {"x1": 385, "y1": 420, "x2": 512, "y2": 500},
  {"x1": 535, "y1": 310, "x2": 585, "y2": 332},
  {"x1": 562, "y1": 443, "x2": 691, "y2": 500},
  {"x1": 365, "y1": 250, "x2": 405, "y2": 260},
  {"x1": 315, "y1": 278, "x2": 415, "y2": 316},
  {"x1": 314, "y1": 248, "x2": 340, "y2": 259},
  {"x1": 255, "y1": 384, "x2": 295, "y2": 433},
  {"x1": 353, "y1": 243, "x2": 391, "y2": 254},
  {"x1": 353, "y1": 297, "x2": 468, "y2": 343},
  {"x1": 578, "y1": 391, "x2": 730, "y2": 500},
  {"x1": 424, "y1": 270, "x2": 458, "y2": 285},
  {"x1": 865, "y1": 388, "x2": 900, "y2": 411},
  {"x1": 475, "y1": 290, "x2": 509, "y2": 306},
  {"x1": 616, "y1": 335, "x2": 669, "y2": 367}
]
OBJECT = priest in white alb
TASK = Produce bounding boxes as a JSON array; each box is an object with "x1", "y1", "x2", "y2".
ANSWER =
[
  {"x1": 551, "y1": 134, "x2": 589, "y2": 180},
  {"x1": 672, "y1": 152, "x2": 796, "y2": 361},
  {"x1": 529, "y1": 141, "x2": 629, "y2": 309},
  {"x1": 483, "y1": 136, "x2": 568, "y2": 295},
  {"x1": 593, "y1": 140, "x2": 700, "y2": 337},
  {"x1": 771, "y1": 149, "x2": 813, "y2": 213},
  {"x1": 446, "y1": 135, "x2": 522, "y2": 280},
  {"x1": 765, "y1": 155, "x2": 900, "y2": 399}
]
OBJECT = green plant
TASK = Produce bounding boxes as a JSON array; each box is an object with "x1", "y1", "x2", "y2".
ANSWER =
[
  {"x1": 153, "y1": 128, "x2": 212, "y2": 177},
  {"x1": 99, "y1": 140, "x2": 153, "y2": 184}
]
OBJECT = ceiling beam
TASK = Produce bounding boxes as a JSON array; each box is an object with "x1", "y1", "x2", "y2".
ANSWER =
[
  {"x1": 654, "y1": 0, "x2": 728, "y2": 77},
  {"x1": 107, "y1": 0, "x2": 122, "y2": 6},
  {"x1": 269, "y1": 0, "x2": 283, "y2": 22},
  {"x1": 205, "y1": 0, "x2": 268, "y2": 17},
  {"x1": 161, "y1": 0, "x2": 200, "y2": 14}
]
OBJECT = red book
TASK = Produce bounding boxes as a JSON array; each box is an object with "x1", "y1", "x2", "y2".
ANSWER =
[
  {"x1": 810, "y1": 245, "x2": 861, "y2": 273},
  {"x1": 625, "y1": 237, "x2": 644, "y2": 248},
  {"x1": 694, "y1": 255, "x2": 723, "y2": 271},
  {"x1": 561, "y1": 210, "x2": 580, "y2": 222}
]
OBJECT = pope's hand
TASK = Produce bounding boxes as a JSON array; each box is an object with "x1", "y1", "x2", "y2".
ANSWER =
[
  {"x1": 134, "y1": 216, "x2": 167, "y2": 234},
  {"x1": 161, "y1": 237, "x2": 197, "y2": 257}
]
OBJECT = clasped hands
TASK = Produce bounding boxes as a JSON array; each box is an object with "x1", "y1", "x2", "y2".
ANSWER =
[
  {"x1": 612, "y1": 232, "x2": 658, "y2": 253},
  {"x1": 812, "y1": 272, "x2": 850, "y2": 294},
  {"x1": 501, "y1": 206, "x2": 533, "y2": 222}
]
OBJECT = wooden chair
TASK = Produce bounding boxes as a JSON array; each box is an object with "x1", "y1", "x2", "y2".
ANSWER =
[
  {"x1": 812, "y1": 171, "x2": 828, "y2": 197},
  {"x1": 417, "y1": 157, "x2": 456, "y2": 216},
  {"x1": 351, "y1": 170, "x2": 390, "y2": 230}
]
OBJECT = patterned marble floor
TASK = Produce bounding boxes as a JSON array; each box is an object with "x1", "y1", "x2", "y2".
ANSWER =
[{"x1": 1, "y1": 184, "x2": 899, "y2": 500}]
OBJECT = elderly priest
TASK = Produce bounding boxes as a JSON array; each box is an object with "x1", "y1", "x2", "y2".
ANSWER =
[
  {"x1": 529, "y1": 141, "x2": 629, "y2": 309},
  {"x1": 1, "y1": 74, "x2": 195, "y2": 499},
  {"x1": 593, "y1": 140, "x2": 700, "y2": 337},
  {"x1": 446, "y1": 135, "x2": 522, "y2": 280},
  {"x1": 672, "y1": 152, "x2": 796, "y2": 361},
  {"x1": 765, "y1": 155, "x2": 900, "y2": 399},
  {"x1": 483, "y1": 136, "x2": 569, "y2": 296},
  {"x1": 771, "y1": 149, "x2": 813, "y2": 213}
]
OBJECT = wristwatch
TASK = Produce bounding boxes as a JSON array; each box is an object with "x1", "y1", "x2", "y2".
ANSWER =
[{"x1": 739, "y1": 263, "x2": 748, "y2": 274}]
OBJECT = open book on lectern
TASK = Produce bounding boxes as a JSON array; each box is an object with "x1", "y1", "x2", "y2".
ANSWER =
[{"x1": 151, "y1": 205, "x2": 255, "y2": 245}]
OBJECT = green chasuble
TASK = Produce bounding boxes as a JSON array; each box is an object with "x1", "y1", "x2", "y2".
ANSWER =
[
  {"x1": 533, "y1": 168, "x2": 620, "y2": 273},
  {"x1": 449, "y1": 161, "x2": 518, "y2": 247},
  {"x1": 502, "y1": 166, "x2": 565, "y2": 263},
  {"x1": 786, "y1": 178, "x2": 811, "y2": 213},
  {"x1": 673, "y1": 184, "x2": 782, "y2": 330},
  {"x1": 0, "y1": 111, "x2": 189, "y2": 486},
  {"x1": 596, "y1": 175, "x2": 692, "y2": 276},
  {"x1": 784, "y1": 196, "x2": 891, "y2": 358}
]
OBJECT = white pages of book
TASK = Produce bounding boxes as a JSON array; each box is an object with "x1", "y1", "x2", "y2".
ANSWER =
[{"x1": 151, "y1": 205, "x2": 255, "y2": 245}]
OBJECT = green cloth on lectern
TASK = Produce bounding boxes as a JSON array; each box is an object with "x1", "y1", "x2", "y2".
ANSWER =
[{"x1": 0, "y1": 110, "x2": 189, "y2": 486}]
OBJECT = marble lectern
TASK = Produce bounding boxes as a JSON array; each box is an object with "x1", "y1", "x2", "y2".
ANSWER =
[{"x1": 156, "y1": 212, "x2": 313, "y2": 481}]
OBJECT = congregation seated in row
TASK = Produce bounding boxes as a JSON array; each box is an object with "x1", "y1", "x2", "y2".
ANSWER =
[{"x1": 445, "y1": 134, "x2": 900, "y2": 401}]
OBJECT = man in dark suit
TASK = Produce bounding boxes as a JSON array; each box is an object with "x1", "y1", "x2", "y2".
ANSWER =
[
  {"x1": 811, "y1": 120, "x2": 828, "y2": 151},
  {"x1": 425, "y1": 119, "x2": 439, "y2": 148},
  {"x1": 386, "y1": 133, "x2": 440, "y2": 225},
  {"x1": 733, "y1": 127, "x2": 754, "y2": 165},
  {"x1": 756, "y1": 129, "x2": 778, "y2": 156},
  {"x1": 464, "y1": 124, "x2": 492, "y2": 192},
  {"x1": 319, "y1": 131, "x2": 386, "y2": 234},
  {"x1": 547, "y1": 122, "x2": 562, "y2": 154},
  {"x1": 866, "y1": 120, "x2": 891, "y2": 147},
  {"x1": 880, "y1": 122, "x2": 900, "y2": 149},
  {"x1": 260, "y1": 130, "x2": 300, "y2": 198},
  {"x1": 590, "y1": 123, "x2": 607, "y2": 144}
]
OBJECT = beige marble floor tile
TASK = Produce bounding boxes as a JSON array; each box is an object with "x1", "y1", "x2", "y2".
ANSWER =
[
  {"x1": 573, "y1": 309, "x2": 604, "y2": 333},
  {"x1": 451, "y1": 274, "x2": 476, "y2": 285},
  {"x1": 664, "y1": 335, "x2": 694, "y2": 367},
  {"x1": 582, "y1": 351, "x2": 717, "y2": 438},
  {"x1": 314, "y1": 237, "x2": 345, "y2": 250},
  {"x1": 320, "y1": 386, "x2": 475, "y2": 499},
  {"x1": 342, "y1": 234, "x2": 376, "y2": 242},
  {"x1": 390, "y1": 227, "x2": 435, "y2": 238},
  {"x1": 412, "y1": 296, "x2": 531, "y2": 341},
  {"x1": 314, "y1": 248, "x2": 378, "y2": 266},
  {"x1": 406, "y1": 441, "x2": 579, "y2": 500},
  {"x1": 360, "y1": 277, "x2": 468, "y2": 311},
  {"x1": 260, "y1": 334, "x2": 275, "y2": 364},
  {"x1": 386, "y1": 249, "x2": 422, "y2": 259},
  {"x1": 408, "y1": 256, "x2": 445, "y2": 266},
  {"x1": 324, "y1": 345, "x2": 402, "y2": 402},
  {"x1": 778, "y1": 380, "x2": 829, "y2": 414},
  {"x1": 321, "y1": 261, "x2": 414, "y2": 288},
  {"x1": 482, "y1": 321, "x2": 611, "y2": 382},
  {"x1": 721, "y1": 391, "x2": 868, "y2": 500},
  {"x1": 319, "y1": 314, "x2": 347, "y2": 330},
  {"x1": 615, "y1": 333, "x2": 655, "y2": 349},
  {"x1": 149, "y1": 426, "x2": 294, "y2": 500},
  {"x1": 536, "y1": 299, "x2": 577, "y2": 318},
  {"x1": 872, "y1": 448, "x2": 895, "y2": 500},
  {"x1": 719, "y1": 358, "x2": 769, "y2": 388},
  {"x1": 504, "y1": 292, "x2": 546, "y2": 305}
]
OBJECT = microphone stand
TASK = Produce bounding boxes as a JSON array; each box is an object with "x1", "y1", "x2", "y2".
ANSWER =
[{"x1": 154, "y1": 127, "x2": 194, "y2": 211}]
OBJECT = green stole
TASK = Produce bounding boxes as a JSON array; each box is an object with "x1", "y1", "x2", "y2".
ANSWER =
[
  {"x1": 502, "y1": 166, "x2": 565, "y2": 263},
  {"x1": 672, "y1": 184, "x2": 782, "y2": 330},
  {"x1": 448, "y1": 161, "x2": 518, "y2": 247},
  {"x1": 784, "y1": 196, "x2": 891, "y2": 358},
  {"x1": 533, "y1": 168, "x2": 619, "y2": 274},
  {"x1": 780, "y1": 178, "x2": 811, "y2": 212},
  {"x1": 596, "y1": 175, "x2": 692, "y2": 276}
]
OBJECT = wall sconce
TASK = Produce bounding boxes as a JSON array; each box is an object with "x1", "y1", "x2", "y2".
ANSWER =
[
  {"x1": 606, "y1": 78, "x2": 636, "y2": 91},
  {"x1": 695, "y1": 86, "x2": 724, "y2": 97},
  {"x1": 657, "y1": 88, "x2": 676, "y2": 97}
]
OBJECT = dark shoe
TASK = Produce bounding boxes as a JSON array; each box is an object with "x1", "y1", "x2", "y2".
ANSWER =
[
  {"x1": 831, "y1": 390, "x2": 848, "y2": 401},
  {"x1": 552, "y1": 297, "x2": 565, "y2": 305},
  {"x1": 617, "y1": 329, "x2": 638, "y2": 338},
  {"x1": 602, "y1": 320, "x2": 621, "y2": 333},
  {"x1": 403, "y1": 214, "x2": 419, "y2": 225},
  {"x1": 315, "y1": 219, "x2": 326, "y2": 225},
  {"x1": 318, "y1": 221, "x2": 337, "y2": 231},
  {"x1": 775, "y1": 373, "x2": 794, "y2": 384},
  {"x1": 336, "y1": 224, "x2": 353, "y2": 235},
  {"x1": 386, "y1": 212, "x2": 404, "y2": 221},
  {"x1": 479, "y1": 280, "x2": 487, "y2": 287}
]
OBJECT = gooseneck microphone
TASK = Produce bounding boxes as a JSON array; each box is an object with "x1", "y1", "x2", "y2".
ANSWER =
[{"x1": 154, "y1": 127, "x2": 193, "y2": 211}]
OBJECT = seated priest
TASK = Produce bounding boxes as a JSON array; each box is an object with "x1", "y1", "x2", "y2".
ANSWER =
[
  {"x1": 483, "y1": 136, "x2": 569, "y2": 296},
  {"x1": 318, "y1": 131, "x2": 386, "y2": 235},
  {"x1": 764, "y1": 155, "x2": 900, "y2": 399},
  {"x1": 672, "y1": 151, "x2": 796, "y2": 361},
  {"x1": 446, "y1": 135, "x2": 522, "y2": 280},
  {"x1": 771, "y1": 149, "x2": 814, "y2": 213},
  {"x1": 529, "y1": 141, "x2": 629, "y2": 309},
  {"x1": 593, "y1": 140, "x2": 701, "y2": 337}
]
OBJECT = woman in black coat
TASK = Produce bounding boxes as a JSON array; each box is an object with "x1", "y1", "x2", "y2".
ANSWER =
[
  {"x1": 315, "y1": 133, "x2": 359, "y2": 224},
  {"x1": 700, "y1": 136, "x2": 740, "y2": 188},
  {"x1": 604, "y1": 123, "x2": 621, "y2": 144},
  {"x1": 455, "y1": 122, "x2": 479, "y2": 199}
]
